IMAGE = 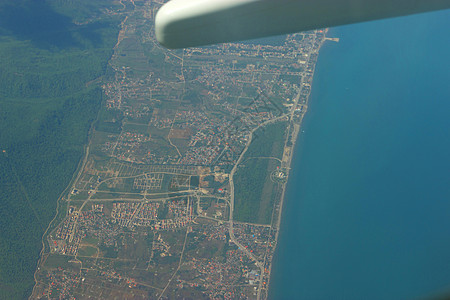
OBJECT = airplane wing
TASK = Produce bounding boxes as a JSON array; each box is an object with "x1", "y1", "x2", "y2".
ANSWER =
[{"x1": 155, "y1": 0, "x2": 450, "y2": 49}]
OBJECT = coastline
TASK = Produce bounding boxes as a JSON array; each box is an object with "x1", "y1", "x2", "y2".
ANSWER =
[
  {"x1": 264, "y1": 30, "x2": 333, "y2": 299},
  {"x1": 265, "y1": 10, "x2": 450, "y2": 299},
  {"x1": 30, "y1": 11, "x2": 337, "y2": 297},
  {"x1": 28, "y1": 7, "x2": 450, "y2": 299}
]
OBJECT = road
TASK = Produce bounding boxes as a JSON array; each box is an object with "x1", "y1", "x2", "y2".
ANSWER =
[
  {"x1": 226, "y1": 35, "x2": 319, "y2": 299},
  {"x1": 228, "y1": 111, "x2": 291, "y2": 299}
]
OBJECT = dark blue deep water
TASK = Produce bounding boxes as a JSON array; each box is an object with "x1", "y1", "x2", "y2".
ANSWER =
[{"x1": 270, "y1": 10, "x2": 450, "y2": 300}]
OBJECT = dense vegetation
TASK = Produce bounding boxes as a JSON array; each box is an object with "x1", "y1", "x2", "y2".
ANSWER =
[
  {"x1": 234, "y1": 158, "x2": 273, "y2": 223},
  {"x1": 234, "y1": 122, "x2": 287, "y2": 224},
  {"x1": 0, "y1": 1, "x2": 121, "y2": 298}
]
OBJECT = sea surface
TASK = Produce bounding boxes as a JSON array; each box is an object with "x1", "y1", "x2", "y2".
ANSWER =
[{"x1": 270, "y1": 9, "x2": 450, "y2": 300}]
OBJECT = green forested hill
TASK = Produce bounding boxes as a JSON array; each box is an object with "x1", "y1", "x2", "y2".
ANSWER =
[{"x1": 0, "y1": 1, "x2": 121, "y2": 298}]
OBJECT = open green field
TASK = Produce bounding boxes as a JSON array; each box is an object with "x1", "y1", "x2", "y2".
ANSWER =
[
  {"x1": 0, "y1": 1, "x2": 122, "y2": 298},
  {"x1": 234, "y1": 121, "x2": 287, "y2": 224}
]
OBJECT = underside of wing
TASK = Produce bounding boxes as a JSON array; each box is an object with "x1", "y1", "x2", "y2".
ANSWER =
[{"x1": 155, "y1": 0, "x2": 450, "y2": 48}]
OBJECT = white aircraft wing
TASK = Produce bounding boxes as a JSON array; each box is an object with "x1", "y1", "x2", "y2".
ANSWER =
[{"x1": 155, "y1": 0, "x2": 450, "y2": 48}]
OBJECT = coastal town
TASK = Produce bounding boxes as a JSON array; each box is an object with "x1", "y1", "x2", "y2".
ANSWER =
[{"x1": 32, "y1": 0, "x2": 332, "y2": 299}]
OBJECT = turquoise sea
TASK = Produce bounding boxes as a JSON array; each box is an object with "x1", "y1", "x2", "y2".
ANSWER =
[{"x1": 270, "y1": 9, "x2": 450, "y2": 300}]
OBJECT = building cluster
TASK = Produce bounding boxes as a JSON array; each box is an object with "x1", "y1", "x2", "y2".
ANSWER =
[
  {"x1": 98, "y1": 23, "x2": 322, "y2": 170},
  {"x1": 53, "y1": 211, "x2": 82, "y2": 255},
  {"x1": 197, "y1": 222, "x2": 229, "y2": 242},
  {"x1": 111, "y1": 202, "x2": 154, "y2": 227},
  {"x1": 109, "y1": 131, "x2": 152, "y2": 163},
  {"x1": 233, "y1": 223, "x2": 273, "y2": 262},
  {"x1": 78, "y1": 209, "x2": 122, "y2": 248},
  {"x1": 39, "y1": 268, "x2": 80, "y2": 299},
  {"x1": 153, "y1": 200, "x2": 193, "y2": 230},
  {"x1": 108, "y1": 199, "x2": 193, "y2": 231},
  {"x1": 35, "y1": 1, "x2": 328, "y2": 297},
  {"x1": 52, "y1": 206, "x2": 120, "y2": 255},
  {"x1": 151, "y1": 233, "x2": 171, "y2": 257},
  {"x1": 103, "y1": 67, "x2": 156, "y2": 113},
  {"x1": 133, "y1": 173, "x2": 164, "y2": 190},
  {"x1": 184, "y1": 249, "x2": 258, "y2": 300}
]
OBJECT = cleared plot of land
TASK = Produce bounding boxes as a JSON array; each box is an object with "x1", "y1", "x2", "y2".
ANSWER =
[{"x1": 78, "y1": 245, "x2": 98, "y2": 257}]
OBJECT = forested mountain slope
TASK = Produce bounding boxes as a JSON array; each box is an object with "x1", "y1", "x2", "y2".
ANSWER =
[{"x1": 0, "y1": 1, "x2": 122, "y2": 298}]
